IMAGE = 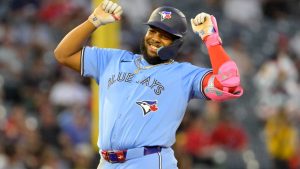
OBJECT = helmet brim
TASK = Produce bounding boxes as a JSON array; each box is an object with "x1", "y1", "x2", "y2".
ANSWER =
[{"x1": 144, "y1": 21, "x2": 183, "y2": 38}]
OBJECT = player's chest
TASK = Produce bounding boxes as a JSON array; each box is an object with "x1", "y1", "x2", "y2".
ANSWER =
[
  {"x1": 104, "y1": 70, "x2": 166, "y2": 96},
  {"x1": 101, "y1": 61, "x2": 180, "y2": 95}
]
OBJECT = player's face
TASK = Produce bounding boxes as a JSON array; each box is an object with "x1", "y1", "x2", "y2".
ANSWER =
[{"x1": 144, "y1": 27, "x2": 174, "y2": 58}]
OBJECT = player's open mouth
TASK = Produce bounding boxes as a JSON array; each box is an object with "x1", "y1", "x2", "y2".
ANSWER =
[
  {"x1": 150, "y1": 44, "x2": 158, "y2": 51},
  {"x1": 148, "y1": 43, "x2": 162, "y2": 53}
]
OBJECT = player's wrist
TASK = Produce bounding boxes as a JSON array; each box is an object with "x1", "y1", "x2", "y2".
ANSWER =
[
  {"x1": 197, "y1": 24, "x2": 214, "y2": 40},
  {"x1": 88, "y1": 13, "x2": 103, "y2": 28},
  {"x1": 204, "y1": 34, "x2": 222, "y2": 47}
]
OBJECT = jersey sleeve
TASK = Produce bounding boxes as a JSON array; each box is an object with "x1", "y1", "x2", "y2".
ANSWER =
[
  {"x1": 189, "y1": 67, "x2": 212, "y2": 100},
  {"x1": 80, "y1": 46, "x2": 124, "y2": 83},
  {"x1": 183, "y1": 65, "x2": 212, "y2": 99}
]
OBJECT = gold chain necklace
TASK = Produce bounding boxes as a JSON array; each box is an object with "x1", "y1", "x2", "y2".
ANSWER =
[{"x1": 134, "y1": 56, "x2": 174, "y2": 74}]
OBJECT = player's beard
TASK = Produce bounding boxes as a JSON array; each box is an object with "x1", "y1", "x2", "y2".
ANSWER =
[{"x1": 140, "y1": 37, "x2": 166, "y2": 65}]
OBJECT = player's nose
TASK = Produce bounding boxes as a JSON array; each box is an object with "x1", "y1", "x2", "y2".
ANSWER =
[{"x1": 151, "y1": 32, "x2": 161, "y2": 42}]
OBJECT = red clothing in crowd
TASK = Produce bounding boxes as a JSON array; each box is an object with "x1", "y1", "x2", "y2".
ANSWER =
[
  {"x1": 185, "y1": 127, "x2": 213, "y2": 156},
  {"x1": 211, "y1": 121, "x2": 247, "y2": 150}
]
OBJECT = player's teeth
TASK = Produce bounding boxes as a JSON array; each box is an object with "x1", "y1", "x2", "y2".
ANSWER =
[{"x1": 150, "y1": 45, "x2": 158, "y2": 49}]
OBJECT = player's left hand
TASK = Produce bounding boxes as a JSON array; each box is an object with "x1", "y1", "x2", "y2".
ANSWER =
[{"x1": 191, "y1": 12, "x2": 222, "y2": 46}]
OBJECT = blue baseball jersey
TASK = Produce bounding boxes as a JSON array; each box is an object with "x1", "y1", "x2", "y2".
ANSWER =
[{"x1": 81, "y1": 46, "x2": 211, "y2": 150}]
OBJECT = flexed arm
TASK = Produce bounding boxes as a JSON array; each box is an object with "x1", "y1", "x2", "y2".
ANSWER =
[
  {"x1": 54, "y1": 0, "x2": 123, "y2": 72},
  {"x1": 191, "y1": 13, "x2": 243, "y2": 101}
]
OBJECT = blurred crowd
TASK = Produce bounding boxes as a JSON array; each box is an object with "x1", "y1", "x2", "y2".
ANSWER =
[{"x1": 0, "y1": 0, "x2": 300, "y2": 169}]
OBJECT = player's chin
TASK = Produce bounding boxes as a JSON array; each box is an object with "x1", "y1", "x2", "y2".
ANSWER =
[
  {"x1": 146, "y1": 50, "x2": 158, "y2": 58},
  {"x1": 146, "y1": 46, "x2": 159, "y2": 57}
]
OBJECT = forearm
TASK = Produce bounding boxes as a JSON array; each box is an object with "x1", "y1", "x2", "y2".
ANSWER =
[
  {"x1": 52, "y1": 0, "x2": 122, "y2": 72},
  {"x1": 54, "y1": 20, "x2": 96, "y2": 62},
  {"x1": 207, "y1": 45, "x2": 230, "y2": 74},
  {"x1": 202, "y1": 45, "x2": 243, "y2": 100},
  {"x1": 205, "y1": 44, "x2": 236, "y2": 92},
  {"x1": 203, "y1": 45, "x2": 233, "y2": 91}
]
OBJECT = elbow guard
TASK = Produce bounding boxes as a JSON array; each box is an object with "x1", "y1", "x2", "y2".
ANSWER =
[{"x1": 204, "y1": 61, "x2": 243, "y2": 101}]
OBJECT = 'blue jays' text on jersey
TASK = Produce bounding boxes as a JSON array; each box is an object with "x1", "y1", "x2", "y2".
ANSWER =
[{"x1": 81, "y1": 46, "x2": 211, "y2": 150}]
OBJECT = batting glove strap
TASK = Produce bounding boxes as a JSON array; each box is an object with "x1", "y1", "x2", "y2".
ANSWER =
[
  {"x1": 204, "y1": 33, "x2": 222, "y2": 47},
  {"x1": 203, "y1": 15, "x2": 222, "y2": 47}
]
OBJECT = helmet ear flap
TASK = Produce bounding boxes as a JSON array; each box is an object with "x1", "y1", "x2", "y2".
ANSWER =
[{"x1": 157, "y1": 38, "x2": 183, "y2": 60}]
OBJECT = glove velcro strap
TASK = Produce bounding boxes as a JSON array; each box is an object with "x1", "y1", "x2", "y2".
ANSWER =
[
  {"x1": 204, "y1": 34, "x2": 222, "y2": 47},
  {"x1": 204, "y1": 16, "x2": 222, "y2": 47}
]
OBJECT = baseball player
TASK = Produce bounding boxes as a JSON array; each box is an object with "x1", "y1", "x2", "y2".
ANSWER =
[{"x1": 54, "y1": 0, "x2": 243, "y2": 168}]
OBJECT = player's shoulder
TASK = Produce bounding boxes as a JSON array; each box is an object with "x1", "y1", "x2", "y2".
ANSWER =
[
  {"x1": 85, "y1": 46, "x2": 135, "y2": 58},
  {"x1": 173, "y1": 61, "x2": 200, "y2": 70},
  {"x1": 88, "y1": 46, "x2": 132, "y2": 54},
  {"x1": 172, "y1": 61, "x2": 211, "y2": 75},
  {"x1": 106, "y1": 48, "x2": 136, "y2": 58}
]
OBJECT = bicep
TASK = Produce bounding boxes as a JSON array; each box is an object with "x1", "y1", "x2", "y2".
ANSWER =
[
  {"x1": 60, "y1": 50, "x2": 82, "y2": 73},
  {"x1": 201, "y1": 72, "x2": 212, "y2": 98},
  {"x1": 189, "y1": 69, "x2": 212, "y2": 99},
  {"x1": 202, "y1": 72, "x2": 212, "y2": 90}
]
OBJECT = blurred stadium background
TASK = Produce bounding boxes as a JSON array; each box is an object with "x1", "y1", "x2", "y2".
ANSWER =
[{"x1": 0, "y1": 0, "x2": 300, "y2": 169}]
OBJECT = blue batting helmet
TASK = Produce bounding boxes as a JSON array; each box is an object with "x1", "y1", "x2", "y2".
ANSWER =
[{"x1": 145, "y1": 6, "x2": 187, "y2": 60}]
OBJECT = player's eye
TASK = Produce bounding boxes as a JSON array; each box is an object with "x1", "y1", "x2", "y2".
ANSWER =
[
  {"x1": 161, "y1": 34, "x2": 169, "y2": 40},
  {"x1": 148, "y1": 29, "x2": 156, "y2": 33},
  {"x1": 160, "y1": 33, "x2": 173, "y2": 41}
]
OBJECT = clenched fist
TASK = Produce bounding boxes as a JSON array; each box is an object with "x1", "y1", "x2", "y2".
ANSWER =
[
  {"x1": 88, "y1": 0, "x2": 123, "y2": 27},
  {"x1": 191, "y1": 12, "x2": 222, "y2": 47}
]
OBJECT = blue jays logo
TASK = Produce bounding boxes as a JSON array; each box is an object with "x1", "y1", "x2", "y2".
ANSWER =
[
  {"x1": 158, "y1": 11, "x2": 172, "y2": 21},
  {"x1": 136, "y1": 100, "x2": 159, "y2": 116}
]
